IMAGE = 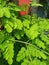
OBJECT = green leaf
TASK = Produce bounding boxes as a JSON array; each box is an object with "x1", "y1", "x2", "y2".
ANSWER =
[
  {"x1": 13, "y1": 21, "x2": 17, "y2": 29},
  {"x1": 40, "y1": 52, "x2": 47, "y2": 59},
  {"x1": 16, "y1": 47, "x2": 26, "y2": 62},
  {"x1": 29, "y1": 24, "x2": 39, "y2": 39},
  {"x1": 3, "y1": 7, "x2": 11, "y2": 18},
  {"x1": 21, "y1": 62, "x2": 27, "y2": 65},
  {"x1": 16, "y1": 19, "x2": 23, "y2": 30},
  {"x1": 0, "y1": 8, "x2": 4, "y2": 17},
  {"x1": 31, "y1": 3, "x2": 43, "y2": 7},
  {"x1": 8, "y1": 21, "x2": 13, "y2": 28},
  {"x1": 35, "y1": 39, "x2": 45, "y2": 49},
  {"x1": 4, "y1": 23, "x2": 13, "y2": 33},
  {"x1": 23, "y1": 19, "x2": 30, "y2": 29},
  {"x1": 9, "y1": 3, "x2": 21, "y2": 11},
  {"x1": 3, "y1": 41, "x2": 14, "y2": 65},
  {"x1": 27, "y1": 45, "x2": 47, "y2": 59},
  {"x1": 0, "y1": 31, "x2": 4, "y2": 43},
  {"x1": 40, "y1": 34, "x2": 49, "y2": 45},
  {"x1": 14, "y1": 30, "x2": 24, "y2": 39}
]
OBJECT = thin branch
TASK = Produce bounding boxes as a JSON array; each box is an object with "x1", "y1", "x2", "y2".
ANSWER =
[
  {"x1": 10, "y1": 39, "x2": 49, "y2": 56},
  {"x1": 26, "y1": 41, "x2": 33, "y2": 61}
]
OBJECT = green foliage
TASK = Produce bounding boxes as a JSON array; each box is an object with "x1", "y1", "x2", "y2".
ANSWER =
[
  {"x1": 0, "y1": 7, "x2": 4, "y2": 17},
  {"x1": 0, "y1": 31, "x2": 15, "y2": 65},
  {"x1": 35, "y1": 39, "x2": 45, "y2": 49},
  {"x1": 2, "y1": 40, "x2": 14, "y2": 65},
  {"x1": 40, "y1": 34, "x2": 49, "y2": 45},
  {"x1": 5, "y1": 23, "x2": 13, "y2": 33},
  {"x1": 16, "y1": 46, "x2": 47, "y2": 65},
  {"x1": 23, "y1": 19, "x2": 30, "y2": 29},
  {"x1": 31, "y1": 0, "x2": 43, "y2": 6},
  {"x1": 0, "y1": 31, "x2": 5, "y2": 43},
  {"x1": 3, "y1": 7, "x2": 11, "y2": 18},
  {"x1": 13, "y1": 30, "x2": 24, "y2": 39},
  {"x1": 0, "y1": 0, "x2": 49, "y2": 65},
  {"x1": 16, "y1": 17, "x2": 49, "y2": 65}
]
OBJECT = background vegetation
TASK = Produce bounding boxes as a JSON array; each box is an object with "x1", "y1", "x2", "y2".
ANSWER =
[{"x1": 0, "y1": 0, "x2": 49, "y2": 65}]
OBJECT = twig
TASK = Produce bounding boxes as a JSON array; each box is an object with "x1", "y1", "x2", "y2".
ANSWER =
[
  {"x1": 26, "y1": 40, "x2": 33, "y2": 61},
  {"x1": 10, "y1": 39, "x2": 49, "y2": 56}
]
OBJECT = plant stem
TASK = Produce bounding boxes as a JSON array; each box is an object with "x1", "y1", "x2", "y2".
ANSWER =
[{"x1": 10, "y1": 39, "x2": 49, "y2": 56}]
